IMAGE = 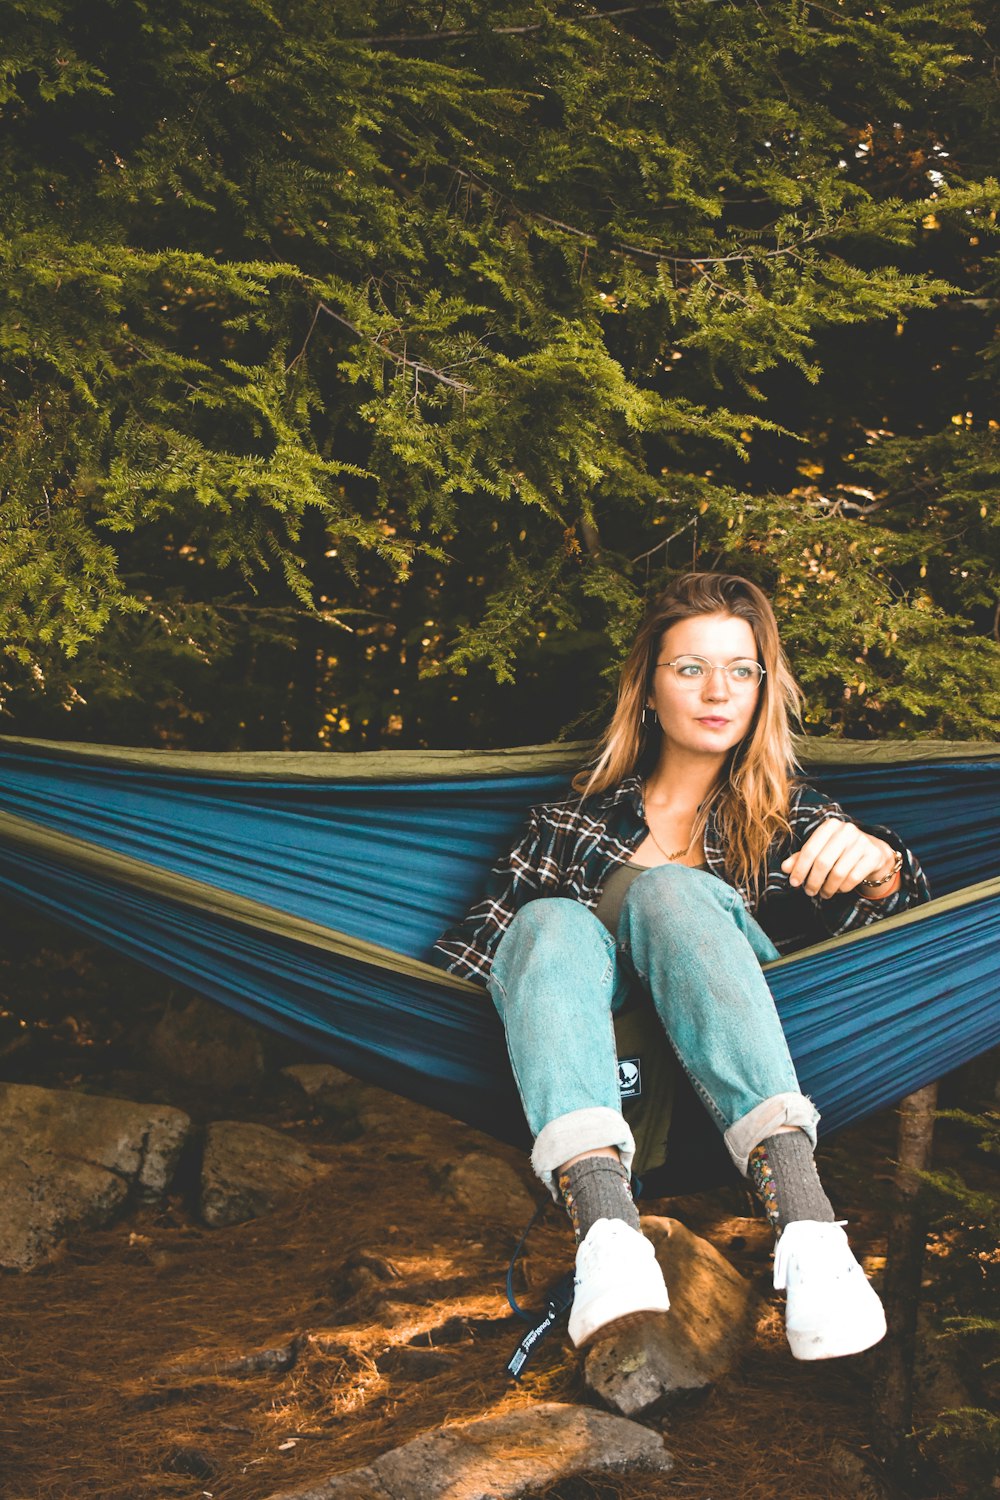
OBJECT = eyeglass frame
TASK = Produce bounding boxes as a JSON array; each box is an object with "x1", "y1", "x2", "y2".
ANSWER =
[{"x1": 654, "y1": 655, "x2": 766, "y2": 688}]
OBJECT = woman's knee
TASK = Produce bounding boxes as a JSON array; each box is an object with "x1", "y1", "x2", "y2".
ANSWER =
[
  {"x1": 623, "y1": 863, "x2": 735, "y2": 928},
  {"x1": 490, "y1": 898, "x2": 616, "y2": 1016},
  {"x1": 621, "y1": 864, "x2": 777, "y2": 965},
  {"x1": 499, "y1": 897, "x2": 609, "y2": 963}
]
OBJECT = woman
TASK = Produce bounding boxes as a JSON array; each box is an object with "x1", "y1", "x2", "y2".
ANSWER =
[{"x1": 434, "y1": 573, "x2": 929, "y2": 1361}]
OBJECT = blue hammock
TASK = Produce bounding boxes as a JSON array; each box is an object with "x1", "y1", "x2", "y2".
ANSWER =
[{"x1": 0, "y1": 736, "x2": 997, "y2": 1184}]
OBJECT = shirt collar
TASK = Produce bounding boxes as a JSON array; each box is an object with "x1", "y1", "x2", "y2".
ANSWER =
[
  {"x1": 601, "y1": 774, "x2": 645, "y2": 814},
  {"x1": 605, "y1": 776, "x2": 738, "y2": 886}
]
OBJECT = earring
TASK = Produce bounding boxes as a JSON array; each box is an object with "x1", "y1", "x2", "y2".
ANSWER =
[{"x1": 641, "y1": 706, "x2": 658, "y2": 728}]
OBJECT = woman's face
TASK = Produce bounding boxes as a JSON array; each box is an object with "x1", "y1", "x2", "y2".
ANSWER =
[{"x1": 647, "y1": 612, "x2": 761, "y2": 759}]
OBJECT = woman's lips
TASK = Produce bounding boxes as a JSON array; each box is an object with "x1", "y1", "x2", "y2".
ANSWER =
[{"x1": 696, "y1": 717, "x2": 730, "y2": 728}]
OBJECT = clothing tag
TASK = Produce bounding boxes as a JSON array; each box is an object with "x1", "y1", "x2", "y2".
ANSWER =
[{"x1": 618, "y1": 1056, "x2": 642, "y2": 1099}]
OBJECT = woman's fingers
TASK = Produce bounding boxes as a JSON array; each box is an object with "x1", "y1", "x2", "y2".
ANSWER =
[
  {"x1": 801, "y1": 823, "x2": 859, "y2": 896},
  {"x1": 781, "y1": 819, "x2": 848, "y2": 893},
  {"x1": 819, "y1": 843, "x2": 880, "y2": 898},
  {"x1": 781, "y1": 821, "x2": 886, "y2": 898}
]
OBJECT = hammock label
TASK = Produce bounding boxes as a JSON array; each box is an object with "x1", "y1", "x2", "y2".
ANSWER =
[{"x1": 618, "y1": 1056, "x2": 642, "y2": 1099}]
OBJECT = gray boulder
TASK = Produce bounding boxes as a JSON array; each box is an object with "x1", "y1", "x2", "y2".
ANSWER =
[
  {"x1": 281, "y1": 1063, "x2": 357, "y2": 1099},
  {"x1": 437, "y1": 1149, "x2": 537, "y2": 1222},
  {"x1": 280, "y1": 1064, "x2": 406, "y2": 1136},
  {"x1": 200, "y1": 1120, "x2": 330, "y2": 1227},
  {"x1": 0, "y1": 1082, "x2": 191, "y2": 1270},
  {"x1": 149, "y1": 995, "x2": 267, "y2": 1092},
  {"x1": 281, "y1": 1062, "x2": 366, "y2": 1141},
  {"x1": 263, "y1": 1401, "x2": 673, "y2": 1500},
  {"x1": 584, "y1": 1214, "x2": 761, "y2": 1416}
]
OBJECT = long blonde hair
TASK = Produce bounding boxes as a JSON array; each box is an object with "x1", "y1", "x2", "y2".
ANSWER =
[{"x1": 573, "y1": 573, "x2": 803, "y2": 896}]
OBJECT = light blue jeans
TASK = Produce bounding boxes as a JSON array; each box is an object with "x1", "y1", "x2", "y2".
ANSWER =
[{"x1": 487, "y1": 865, "x2": 820, "y2": 1196}]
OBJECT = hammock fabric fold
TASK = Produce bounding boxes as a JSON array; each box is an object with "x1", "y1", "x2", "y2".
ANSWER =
[{"x1": 0, "y1": 735, "x2": 997, "y2": 1184}]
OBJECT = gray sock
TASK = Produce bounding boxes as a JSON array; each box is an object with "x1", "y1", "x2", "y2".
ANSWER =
[
  {"x1": 747, "y1": 1131, "x2": 836, "y2": 1230},
  {"x1": 557, "y1": 1156, "x2": 641, "y2": 1244}
]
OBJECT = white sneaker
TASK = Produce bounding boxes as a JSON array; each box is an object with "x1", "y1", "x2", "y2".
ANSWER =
[
  {"x1": 567, "y1": 1218, "x2": 671, "y2": 1349},
  {"x1": 774, "y1": 1221, "x2": 887, "y2": 1361}
]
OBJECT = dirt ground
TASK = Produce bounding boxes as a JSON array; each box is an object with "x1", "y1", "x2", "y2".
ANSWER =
[{"x1": 0, "y1": 911, "x2": 994, "y2": 1500}]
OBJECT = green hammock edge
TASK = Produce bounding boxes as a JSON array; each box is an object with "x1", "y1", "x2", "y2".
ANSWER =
[
  {"x1": 0, "y1": 733, "x2": 997, "y2": 782},
  {"x1": 1, "y1": 807, "x2": 995, "y2": 993}
]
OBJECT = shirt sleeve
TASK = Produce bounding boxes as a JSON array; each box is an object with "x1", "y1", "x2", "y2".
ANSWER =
[
  {"x1": 431, "y1": 808, "x2": 548, "y2": 985},
  {"x1": 786, "y1": 788, "x2": 930, "y2": 939}
]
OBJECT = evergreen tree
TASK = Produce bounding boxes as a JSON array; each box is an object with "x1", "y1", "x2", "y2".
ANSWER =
[{"x1": 1, "y1": 1, "x2": 997, "y2": 747}]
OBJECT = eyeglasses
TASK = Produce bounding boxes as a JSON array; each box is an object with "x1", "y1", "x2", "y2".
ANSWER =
[{"x1": 655, "y1": 655, "x2": 765, "y2": 688}]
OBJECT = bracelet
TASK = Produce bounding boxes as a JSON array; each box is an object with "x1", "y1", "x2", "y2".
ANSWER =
[{"x1": 860, "y1": 849, "x2": 903, "y2": 890}]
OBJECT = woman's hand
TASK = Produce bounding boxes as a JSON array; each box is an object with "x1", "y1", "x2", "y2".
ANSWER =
[{"x1": 780, "y1": 820, "x2": 898, "y2": 899}]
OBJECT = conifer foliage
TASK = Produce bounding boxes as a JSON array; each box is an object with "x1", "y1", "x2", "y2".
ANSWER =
[{"x1": 1, "y1": 1, "x2": 997, "y2": 746}]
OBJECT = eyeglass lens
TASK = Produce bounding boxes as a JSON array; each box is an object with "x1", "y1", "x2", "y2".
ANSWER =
[{"x1": 666, "y1": 656, "x2": 763, "y2": 686}]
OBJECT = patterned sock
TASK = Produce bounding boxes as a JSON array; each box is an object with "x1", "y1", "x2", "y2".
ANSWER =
[
  {"x1": 557, "y1": 1156, "x2": 641, "y2": 1244},
  {"x1": 747, "y1": 1131, "x2": 836, "y2": 1231}
]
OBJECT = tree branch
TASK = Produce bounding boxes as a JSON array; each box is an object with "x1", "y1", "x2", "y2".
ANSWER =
[
  {"x1": 359, "y1": 4, "x2": 670, "y2": 45},
  {"x1": 286, "y1": 299, "x2": 323, "y2": 373},
  {"x1": 450, "y1": 165, "x2": 830, "y2": 267},
  {"x1": 631, "y1": 516, "x2": 696, "y2": 563},
  {"x1": 315, "y1": 302, "x2": 475, "y2": 393}
]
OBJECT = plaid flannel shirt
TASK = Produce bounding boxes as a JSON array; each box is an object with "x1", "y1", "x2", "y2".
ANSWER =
[{"x1": 432, "y1": 774, "x2": 929, "y2": 985}]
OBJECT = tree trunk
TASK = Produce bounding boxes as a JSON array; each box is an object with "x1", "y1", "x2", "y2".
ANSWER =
[{"x1": 871, "y1": 1080, "x2": 939, "y2": 1482}]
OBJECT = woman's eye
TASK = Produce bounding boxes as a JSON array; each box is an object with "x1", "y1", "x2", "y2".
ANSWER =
[
  {"x1": 732, "y1": 665, "x2": 753, "y2": 680},
  {"x1": 679, "y1": 663, "x2": 703, "y2": 677}
]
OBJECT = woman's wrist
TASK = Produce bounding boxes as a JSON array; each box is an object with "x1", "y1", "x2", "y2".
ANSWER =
[{"x1": 859, "y1": 845, "x2": 903, "y2": 898}]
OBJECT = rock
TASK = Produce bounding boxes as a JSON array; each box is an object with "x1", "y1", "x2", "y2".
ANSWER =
[
  {"x1": 283, "y1": 1063, "x2": 402, "y2": 1130},
  {"x1": 200, "y1": 1120, "x2": 329, "y2": 1227},
  {"x1": 583, "y1": 1215, "x2": 760, "y2": 1417},
  {"x1": 263, "y1": 1401, "x2": 672, "y2": 1500},
  {"x1": 281, "y1": 1063, "x2": 356, "y2": 1098},
  {"x1": 149, "y1": 995, "x2": 266, "y2": 1092},
  {"x1": 354, "y1": 1103, "x2": 395, "y2": 1132},
  {"x1": 437, "y1": 1150, "x2": 537, "y2": 1222},
  {"x1": 0, "y1": 1082, "x2": 191, "y2": 1270},
  {"x1": 329, "y1": 1248, "x2": 402, "y2": 1303},
  {"x1": 281, "y1": 1063, "x2": 365, "y2": 1139}
]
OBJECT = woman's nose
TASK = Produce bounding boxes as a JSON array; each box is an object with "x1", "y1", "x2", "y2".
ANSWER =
[{"x1": 703, "y1": 666, "x2": 730, "y2": 699}]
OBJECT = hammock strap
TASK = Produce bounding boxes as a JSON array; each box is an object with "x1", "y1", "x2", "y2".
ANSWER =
[
  {"x1": 503, "y1": 1197, "x2": 572, "y2": 1380},
  {"x1": 505, "y1": 1197, "x2": 552, "y2": 1324},
  {"x1": 505, "y1": 1272, "x2": 576, "y2": 1381}
]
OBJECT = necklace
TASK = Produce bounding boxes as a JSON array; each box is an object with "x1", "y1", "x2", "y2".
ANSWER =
[
  {"x1": 645, "y1": 824, "x2": 697, "y2": 862},
  {"x1": 642, "y1": 785, "x2": 702, "y2": 862}
]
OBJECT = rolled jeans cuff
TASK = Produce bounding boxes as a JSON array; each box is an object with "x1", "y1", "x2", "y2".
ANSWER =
[
  {"x1": 531, "y1": 1107, "x2": 636, "y2": 1201},
  {"x1": 723, "y1": 1092, "x2": 820, "y2": 1177}
]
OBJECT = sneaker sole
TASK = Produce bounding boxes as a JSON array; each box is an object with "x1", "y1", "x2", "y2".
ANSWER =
[
  {"x1": 572, "y1": 1307, "x2": 672, "y2": 1351},
  {"x1": 786, "y1": 1311, "x2": 887, "y2": 1361}
]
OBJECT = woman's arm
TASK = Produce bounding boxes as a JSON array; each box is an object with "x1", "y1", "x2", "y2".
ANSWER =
[{"x1": 431, "y1": 807, "x2": 549, "y2": 984}]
